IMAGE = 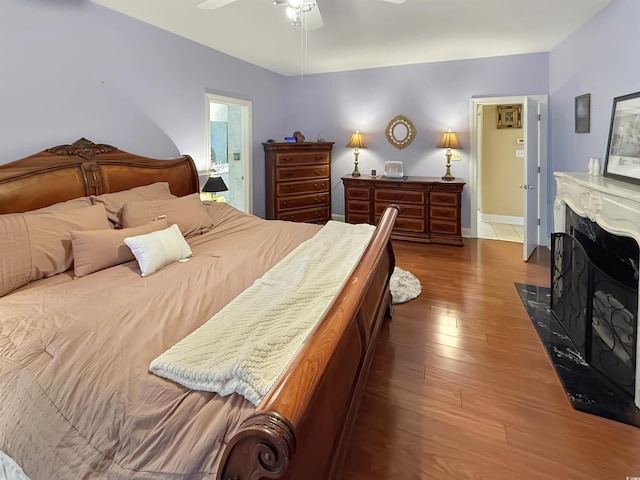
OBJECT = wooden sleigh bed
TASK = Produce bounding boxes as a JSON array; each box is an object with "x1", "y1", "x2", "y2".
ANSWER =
[{"x1": 0, "y1": 139, "x2": 398, "y2": 480}]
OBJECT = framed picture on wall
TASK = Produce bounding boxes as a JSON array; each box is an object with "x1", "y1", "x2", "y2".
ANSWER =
[
  {"x1": 496, "y1": 105, "x2": 522, "y2": 129},
  {"x1": 575, "y1": 93, "x2": 590, "y2": 133},
  {"x1": 603, "y1": 91, "x2": 640, "y2": 184}
]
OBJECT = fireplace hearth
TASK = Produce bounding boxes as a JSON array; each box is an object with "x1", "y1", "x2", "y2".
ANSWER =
[{"x1": 516, "y1": 282, "x2": 640, "y2": 427}]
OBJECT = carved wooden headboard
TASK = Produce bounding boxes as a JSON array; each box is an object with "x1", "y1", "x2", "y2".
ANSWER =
[{"x1": 0, "y1": 138, "x2": 199, "y2": 214}]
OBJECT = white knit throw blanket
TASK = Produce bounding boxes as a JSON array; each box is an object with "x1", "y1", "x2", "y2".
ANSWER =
[{"x1": 150, "y1": 221, "x2": 375, "y2": 405}]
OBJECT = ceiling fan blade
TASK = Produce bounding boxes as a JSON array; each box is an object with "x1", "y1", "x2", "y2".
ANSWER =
[
  {"x1": 305, "y1": 3, "x2": 323, "y2": 30},
  {"x1": 196, "y1": 0, "x2": 237, "y2": 10},
  {"x1": 382, "y1": 0, "x2": 405, "y2": 3}
]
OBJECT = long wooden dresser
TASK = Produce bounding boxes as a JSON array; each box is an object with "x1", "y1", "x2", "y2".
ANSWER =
[
  {"x1": 264, "y1": 142, "x2": 334, "y2": 223},
  {"x1": 342, "y1": 175, "x2": 465, "y2": 245}
]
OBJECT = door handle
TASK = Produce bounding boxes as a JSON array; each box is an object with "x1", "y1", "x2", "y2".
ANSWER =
[{"x1": 519, "y1": 184, "x2": 534, "y2": 189}]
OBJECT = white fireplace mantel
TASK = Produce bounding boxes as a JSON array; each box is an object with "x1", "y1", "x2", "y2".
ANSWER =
[{"x1": 554, "y1": 171, "x2": 640, "y2": 408}]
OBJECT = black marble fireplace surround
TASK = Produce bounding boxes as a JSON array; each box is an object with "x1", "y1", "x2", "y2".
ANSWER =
[
  {"x1": 551, "y1": 206, "x2": 638, "y2": 399},
  {"x1": 521, "y1": 204, "x2": 640, "y2": 426}
]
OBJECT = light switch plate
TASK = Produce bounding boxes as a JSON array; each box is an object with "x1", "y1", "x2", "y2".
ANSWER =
[{"x1": 451, "y1": 152, "x2": 461, "y2": 161}]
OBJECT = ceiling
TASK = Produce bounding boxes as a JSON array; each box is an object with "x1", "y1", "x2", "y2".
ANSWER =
[{"x1": 90, "y1": 0, "x2": 614, "y2": 77}]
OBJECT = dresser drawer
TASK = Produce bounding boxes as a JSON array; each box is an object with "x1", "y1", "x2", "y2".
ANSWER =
[
  {"x1": 347, "y1": 213, "x2": 372, "y2": 225},
  {"x1": 430, "y1": 205, "x2": 458, "y2": 221},
  {"x1": 375, "y1": 189, "x2": 424, "y2": 205},
  {"x1": 276, "y1": 165, "x2": 329, "y2": 182},
  {"x1": 343, "y1": 179, "x2": 371, "y2": 188},
  {"x1": 275, "y1": 152, "x2": 330, "y2": 166},
  {"x1": 278, "y1": 193, "x2": 329, "y2": 211},
  {"x1": 346, "y1": 187, "x2": 371, "y2": 201},
  {"x1": 430, "y1": 192, "x2": 458, "y2": 206},
  {"x1": 348, "y1": 200, "x2": 371, "y2": 214},
  {"x1": 394, "y1": 218, "x2": 425, "y2": 233},
  {"x1": 278, "y1": 179, "x2": 330, "y2": 196},
  {"x1": 430, "y1": 220, "x2": 460, "y2": 235},
  {"x1": 376, "y1": 215, "x2": 425, "y2": 233},
  {"x1": 375, "y1": 203, "x2": 423, "y2": 219},
  {"x1": 279, "y1": 206, "x2": 330, "y2": 223}
]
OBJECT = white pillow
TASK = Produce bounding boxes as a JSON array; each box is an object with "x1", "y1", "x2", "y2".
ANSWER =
[{"x1": 124, "y1": 224, "x2": 192, "y2": 277}]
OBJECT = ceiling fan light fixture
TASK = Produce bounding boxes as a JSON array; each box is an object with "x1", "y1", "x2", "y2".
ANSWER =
[{"x1": 286, "y1": 6, "x2": 297, "y2": 21}]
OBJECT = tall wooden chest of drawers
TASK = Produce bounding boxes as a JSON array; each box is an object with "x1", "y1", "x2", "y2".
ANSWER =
[
  {"x1": 342, "y1": 175, "x2": 465, "y2": 245},
  {"x1": 264, "y1": 142, "x2": 334, "y2": 223}
]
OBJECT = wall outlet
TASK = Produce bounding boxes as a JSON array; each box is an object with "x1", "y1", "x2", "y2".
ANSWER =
[
  {"x1": 516, "y1": 149, "x2": 525, "y2": 157},
  {"x1": 451, "y1": 152, "x2": 461, "y2": 161}
]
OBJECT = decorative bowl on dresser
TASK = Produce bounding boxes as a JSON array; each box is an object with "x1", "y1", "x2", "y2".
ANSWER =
[
  {"x1": 264, "y1": 142, "x2": 334, "y2": 223},
  {"x1": 341, "y1": 175, "x2": 465, "y2": 245}
]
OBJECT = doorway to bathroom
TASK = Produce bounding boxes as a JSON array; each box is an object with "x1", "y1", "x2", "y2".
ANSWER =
[{"x1": 205, "y1": 93, "x2": 252, "y2": 213}]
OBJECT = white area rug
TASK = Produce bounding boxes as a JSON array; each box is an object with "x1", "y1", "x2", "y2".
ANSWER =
[{"x1": 390, "y1": 267, "x2": 421, "y2": 304}]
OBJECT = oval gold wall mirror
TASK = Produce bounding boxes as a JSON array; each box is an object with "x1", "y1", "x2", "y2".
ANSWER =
[{"x1": 385, "y1": 114, "x2": 416, "y2": 150}]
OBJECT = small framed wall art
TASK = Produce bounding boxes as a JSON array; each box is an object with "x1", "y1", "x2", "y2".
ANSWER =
[
  {"x1": 497, "y1": 104, "x2": 522, "y2": 129},
  {"x1": 575, "y1": 93, "x2": 590, "y2": 133}
]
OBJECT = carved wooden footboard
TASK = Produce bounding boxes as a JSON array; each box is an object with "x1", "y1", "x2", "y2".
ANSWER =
[{"x1": 218, "y1": 204, "x2": 399, "y2": 480}]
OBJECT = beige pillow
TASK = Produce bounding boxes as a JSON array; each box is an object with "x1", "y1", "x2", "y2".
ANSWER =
[
  {"x1": 91, "y1": 182, "x2": 176, "y2": 228},
  {"x1": 0, "y1": 215, "x2": 32, "y2": 297},
  {"x1": 29, "y1": 197, "x2": 93, "y2": 213},
  {"x1": 71, "y1": 218, "x2": 169, "y2": 277},
  {"x1": 122, "y1": 194, "x2": 213, "y2": 237},
  {"x1": 0, "y1": 204, "x2": 111, "y2": 297}
]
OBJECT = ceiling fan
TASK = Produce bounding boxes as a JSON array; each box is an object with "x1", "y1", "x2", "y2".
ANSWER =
[{"x1": 196, "y1": 0, "x2": 405, "y2": 32}]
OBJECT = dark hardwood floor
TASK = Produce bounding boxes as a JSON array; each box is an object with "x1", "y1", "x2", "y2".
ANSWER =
[{"x1": 340, "y1": 238, "x2": 640, "y2": 480}]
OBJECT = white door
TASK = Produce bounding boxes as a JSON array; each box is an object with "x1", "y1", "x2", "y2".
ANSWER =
[{"x1": 522, "y1": 96, "x2": 540, "y2": 260}]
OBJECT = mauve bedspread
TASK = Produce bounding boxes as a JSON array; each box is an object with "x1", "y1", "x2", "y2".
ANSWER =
[{"x1": 0, "y1": 203, "x2": 321, "y2": 480}]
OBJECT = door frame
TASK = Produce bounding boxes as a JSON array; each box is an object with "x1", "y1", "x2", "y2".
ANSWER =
[
  {"x1": 469, "y1": 95, "x2": 549, "y2": 249},
  {"x1": 204, "y1": 93, "x2": 253, "y2": 213}
]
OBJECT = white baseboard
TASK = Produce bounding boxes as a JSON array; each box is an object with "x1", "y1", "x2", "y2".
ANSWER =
[
  {"x1": 462, "y1": 227, "x2": 471, "y2": 238},
  {"x1": 480, "y1": 213, "x2": 524, "y2": 225},
  {"x1": 331, "y1": 213, "x2": 345, "y2": 222}
]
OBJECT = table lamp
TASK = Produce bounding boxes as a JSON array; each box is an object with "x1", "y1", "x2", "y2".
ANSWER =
[
  {"x1": 346, "y1": 130, "x2": 366, "y2": 177},
  {"x1": 436, "y1": 129, "x2": 461, "y2": 181},
  {"x1": 202, "y1": 176, "x2": 228, "y2": 202}
]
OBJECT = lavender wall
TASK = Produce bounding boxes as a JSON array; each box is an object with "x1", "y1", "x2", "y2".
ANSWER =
[
  {"x1": 549, "y1": 0, "x2": 640, "y2": 226},
  {"x1": 0, "y1": 0, "x2": 285, "y2": 218},
  {"x1": 283, "y1": 54, "x2": 549, "y2": 227},
  {"x1": 7, "y1": 0, "x2": 629, "y2": 229}
]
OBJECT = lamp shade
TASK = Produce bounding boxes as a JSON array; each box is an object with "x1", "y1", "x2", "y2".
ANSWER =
[
  {"x1": 436, "y1": 129, "x2": 461, "y2": 149},
  {"x1": 346, "y1": 130, "x2": 367, "y2": 149},
  {"x1": 202, "y1": 176, "x2": 228, "y2": 193}
]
